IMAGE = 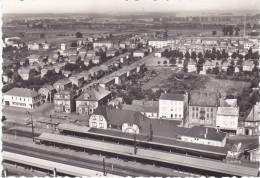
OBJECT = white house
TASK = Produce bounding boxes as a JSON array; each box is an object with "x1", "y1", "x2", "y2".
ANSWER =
[
  {"x1": 159, "y1": 93, "x2": 188, "y2": 120},
  {"x1": 179, "y1": 126, "x2": 227, "y2": 147},
  {"x1": 89, "y1": 107, "x2": 144, "y2": 134},
  {"x1": 187, "y1": 61, "x2": 197, "y2": 72},
  {"x1": 216, "y1": 107, "x2": 239, "y2": 133},
  {"x1": 3, "y1": 88, "x2": 41, "y2": 109},
  {"x1": 133, "y1": 50, "x2": 145, "y2": 58}
]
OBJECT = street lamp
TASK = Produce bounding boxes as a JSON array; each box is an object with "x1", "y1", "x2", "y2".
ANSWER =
[{"x1": 26, "y1": 111, "x2": 35, "y2": 142}]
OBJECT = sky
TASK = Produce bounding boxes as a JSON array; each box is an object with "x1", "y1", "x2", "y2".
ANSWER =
[{"x1": 2, "y1": 0, "x2": 260, "y2": 14}]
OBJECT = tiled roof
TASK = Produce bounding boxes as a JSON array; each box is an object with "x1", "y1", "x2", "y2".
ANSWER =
[
  {"x1": 77, "y1": 86, "x2": 111, "y2": 101},
  {"x1": 190, "y1": 90, "x2": 218, "y2": 107},
  {"x1": 4, "y1": 87, "x2": 39, "y2": 98},
  {"x1": 181, "y1": 126, "x2": 226, "y2": 141},
  {"x1": 217, "y1": 107, "x2": 239, "y2": 116},
  {"x1": 160, "y1": 93, "x2": 185, "y2": 101},
  {"x1": 245, "y1": 103, "x2": 260, "y2": 122},
  {"x1": 93, "y1": 107, "x2": 145, "y2": 128},
  {"x1": 122, "y1": 103, "x2": 158, "y2": 113}
]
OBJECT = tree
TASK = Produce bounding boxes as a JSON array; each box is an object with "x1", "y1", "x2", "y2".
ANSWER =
[
  {"x1": 40, "y1": 33, "x2": 45, "y2": 38},
  {"x1": 71, "y1": 42, "x2": 77, "y2": 47},
  {"x1": 235, "y1": 26, "x2": 240, "y2": 36},
  {"x1": 170, "y1": 58, "x2": 176, "y2": 65},
  {"x1": 75, "y1": 32, "x2": 83, "y2": 38},
  {"x1": 198, "y1": 52, "x2": 203, "y2": 59},
  {"x1": 185, "y1": 51, "x2": 190, "y2": 60},
  {"x1": 212, "y1": 67, "x2": 219, "y2": 75},
  {"x1": 191, "y1": 51, "x2": 197, "y2": 60}
]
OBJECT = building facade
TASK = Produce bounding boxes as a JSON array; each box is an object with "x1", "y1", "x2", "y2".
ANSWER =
[
  {"x1": 54, "y1": 90, "x2": 75, "y2": 113},
  {"x1": 188, "y1": 91, "x2": 219, "y2": 127},
  {"x1": 159, "y1": 93, "x2": 187, "y2": 120},
  {"x1": 3, "y1": 88, "x2": 41, "y2": 109}
]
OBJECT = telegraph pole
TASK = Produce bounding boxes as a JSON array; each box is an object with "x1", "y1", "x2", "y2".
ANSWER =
[
  {"x1": 134, "y1": 133, "x2": 137, "y2": 154},
  {"x1": 103, "y1": 157, "x2": 106, "y2": 176},
  {"x1": 27, "y1": 111, "x2": 35, "y2": 142}
]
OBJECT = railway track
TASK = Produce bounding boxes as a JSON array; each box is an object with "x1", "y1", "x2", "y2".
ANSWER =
[{"x1": 3, "y1": 142, "x2": 187, "y2": 177}]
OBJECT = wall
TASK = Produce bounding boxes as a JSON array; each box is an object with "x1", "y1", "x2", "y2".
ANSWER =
[
  {"x1": 159, "y1": 99, "x2": 184, "y2": 120},
  {"x1": 3, "y1": 94, "x2": 41, "y2": 109},
  {"x1": 89, "y1": 114, "x2": 107, "y2": 129},
  {"x1": 181, "y1": 135, "x2": 225, "y2": 147}
]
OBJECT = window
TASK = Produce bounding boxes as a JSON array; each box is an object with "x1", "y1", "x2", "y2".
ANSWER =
[
  {"x1": 207, "y1": 114, "x2": 209, "y2": 118},
  {"x1": 196, "y1": 107, "x2": 199, "y2": 111},
  {"x1": 92, "y1": 122, "x2": 97, "y2": 127},
  {"x1": 179, "y1": 114, "x2": 181, "y2": 118},
  {"x1": 211, "y1": 108, "x2": 213, "y2": 112},
  {"x1": 99, "y1": 123, "x2": 103, "y2": 128},
  {"x1": 192, "y1": 107, "x2": 195, "y2": 111},
  {"x1": 171, "y1": 114, "x2": 173, "y2": 118},
  {"x1": 175, "y1": 114, "x2": 177, "y2": 118},
  {"x1": 92, "y1": 116, "x2": 96, "y2": 120},
  {"x1": 99, "y1": 117, "x2": 103, "y2": 121}
]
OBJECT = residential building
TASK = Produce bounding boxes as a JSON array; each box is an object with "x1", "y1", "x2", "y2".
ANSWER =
[
  {"x1": 245, "y1": 144, "x2": 260, "y2": 163},
  {"x1": 68, "y1": 55, "x2": 80, "y2": 64},
  {"x1": 86, "y1": 50, "x2": 97, "y2": 58},
  {"x1": 243, "y1": 60, "x2": 255, "y2": 72},
  {"x1": 38, "y1": 85, "x2": 56, "y2": 103},
  {"x1": 106, "y1": 49, "x2": 118, "y2": 57},
  {"x1": 133, "y1": 50, "x2": 145, "y2": 58},
  {"x1": 188, "y1": 90, "x2": 219, "y2": 127},
  {"x1": 243, "y1": 102, "x2": 260, "y2": 135},
  {"x1": 53, "y1": 79, "x2": 72, "y2": 91},
  {"x1": 69, "y1": 75, "x2": 84, "y2": 87},
  {"x1": 54, "y1": 90, "x2": 75, "y2": 113},
  {"x1": 18, "y1": 67, "x2": 37, "y2": 81},
  {"x1": 41, "y1": 66, "x2": 55, "y2": 78},
  {"x1": 159, "y1": 93, "x2": 188, "y2": 120},
  {"x1": 89, "y1": 107, "x2": 145, "y2": 134},
  {"x1": 93, "y1": 41, "x2": 113, "y2": 49},
  {"x1": 28, "y1": 42, "x2": 40, "y2": 50},
  {"x1": 28, "y1": 54, "x2": 41, "y2": 65},
  {"x1": 76, "y1": 86, "x2": 111, "y2": 115},
  {"x1": 92, "y1": 56, "x2": 101, "y2": 64},
  {"x1": 179, "y1": 126, "x2": 227, "y2": 147},
  {"x1": 187, "y1": 60, "x2": 197, "y2": 72},
  {"x1": 122, "y1": 100, "x2": 159, "y2": 119},
  {"x1": 216, "y1": 107, "x2": 239, "y2": 134},
  {"x1": 3, "y1": 88, "x2": 41, "y2": 109}
]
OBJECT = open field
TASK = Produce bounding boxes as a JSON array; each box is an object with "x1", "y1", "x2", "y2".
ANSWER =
[
  {"x1": 142, "y1": 68, "x2": 251, "y2": 96},
  {"x1": 205, "y1": 77, "x2": 251, "y2": 97}
]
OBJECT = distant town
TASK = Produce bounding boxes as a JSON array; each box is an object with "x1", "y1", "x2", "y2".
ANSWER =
[{"x1": 2, "y1": 10, "x2": 260, "y2": 177}]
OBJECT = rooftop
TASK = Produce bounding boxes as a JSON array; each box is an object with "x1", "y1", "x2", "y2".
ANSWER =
[
  {"x1": 160, "y1": 93, "x2": 185, "y2": 101},
  {"x1": 77, "y1": 86, "x2": 111, "y2": 101},
  {"x1": 245, "y1": 103, "x2": 260, "y2": 122},
  {"x1": 4, "y1": 87, "x2": 39, "y2": 98},
  {"x1": 181, "y1": 126, "x2": 227, "y2": 142},
  {"x1": 217, "y1": 107, "x2": 239, "y2": 116},
  {"x1": 190, "y1": 90, "x2": 218, "y2": 107}
]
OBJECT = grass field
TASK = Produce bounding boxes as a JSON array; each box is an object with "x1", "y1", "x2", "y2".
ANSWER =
[
  {"x1": 205, "y1": 77, "x2": 251, "y2": 97},
  {"x1": 143, "y1": 68, "x2": 251, "y2": 96}
]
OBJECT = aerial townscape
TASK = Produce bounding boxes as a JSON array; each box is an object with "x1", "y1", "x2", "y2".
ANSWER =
[{"x1": 1, "y1": 0, "x2": 260, "y2": 177}]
